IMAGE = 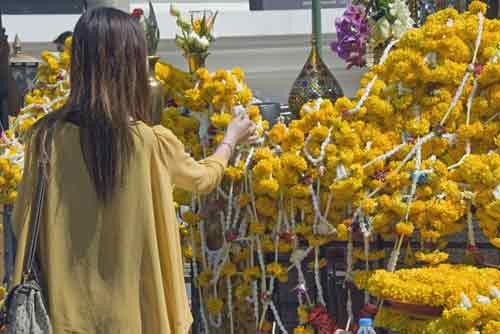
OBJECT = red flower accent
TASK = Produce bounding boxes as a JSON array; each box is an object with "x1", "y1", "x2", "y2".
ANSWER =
[
  {"x1": 432, "y1": 125, "x2": 446, "y2": 136},
  {"x1": 474, "y1": 64, "x2": 483, "y2": 76},
  {"x1": 361, "y1": 303, "x2": 378, "y2": 316},
  {"x1": 131, "y1": 8, "x2": 144, "y2": 17},
  {"x1": 280, "y1": 231, "x2": 295, "y2": 243},
  {"x1": 302, "y1": 174, "x2": 314, "y2": 185},
  {"x1": 341, "y1": 110, "x2": 351, "y2": 118},
  {"x1": 225, "y1": 230, "x2": 238, "y2": 242},
  {"x1": 467, "y1": 244, "x2": 478, "y2": 253},
  {"x1": 261, "y1": 292, "x2": 271, "y2": 302},
  {"x1": 308, "y1": 305, "x2": 336, "y2": 334},
  {"x1": 372, "y1": 170, "x2": 387, "y2": 181}
]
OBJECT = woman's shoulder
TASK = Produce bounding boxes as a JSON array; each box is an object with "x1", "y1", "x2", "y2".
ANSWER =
[{"x1": 133, "y1": 122, "x2": 175, "y2": 139}]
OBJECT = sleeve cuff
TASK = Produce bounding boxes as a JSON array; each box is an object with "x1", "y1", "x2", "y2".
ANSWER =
[{"x1": 202, "y1": 154, "x2": 228, "y2": 170}]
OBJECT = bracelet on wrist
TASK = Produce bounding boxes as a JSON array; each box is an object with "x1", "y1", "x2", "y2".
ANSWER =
[{"x1": 221, "y1": 141, "x2": 235, "y2": 154}]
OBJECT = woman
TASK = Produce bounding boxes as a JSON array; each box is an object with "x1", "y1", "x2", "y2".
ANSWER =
[{"x1": 12, "y1": 7, "x2": 255, "y2": 334}]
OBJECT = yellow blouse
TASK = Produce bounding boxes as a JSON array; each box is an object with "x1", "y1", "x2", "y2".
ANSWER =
[{"x1": 12, "y1": 122, "x2": 226, "y2": 334}]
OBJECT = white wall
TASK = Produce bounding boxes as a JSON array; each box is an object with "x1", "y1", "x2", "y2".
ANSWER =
[{"x1": 3, "y1": 1, "x2": 343, "y2": 42}]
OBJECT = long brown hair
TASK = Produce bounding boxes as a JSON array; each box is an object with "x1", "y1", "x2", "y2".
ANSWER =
[{"x1": 32, "y1": 7, "x2": 151, "y2": 202}]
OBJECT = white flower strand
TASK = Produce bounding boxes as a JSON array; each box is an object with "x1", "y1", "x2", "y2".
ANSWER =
[
  {"x1": 309, "y1": 184, "x2": 332, "y2": 227},
  {"x1": 363, "y1": 143, "x2": 407, "y2": 169},
  {"x1": 269, "y1": 302, "x2": 289, "y2": 334},
  {"x1": 250, "y1": 238, "x2": 260, "y2": 330},
  {"x1": 448, "y1": 66, "x2": 479, "y2": 170},
  {"x1": 345, "y1": 39, "x2": 399, "y2": 116},
  {"x1": 225, "y1": 181, "x2": 234, "y2": 229},
  {"x1": 314, "y1": 247, "x2": 326, "y2": 306},
  {"x1": 226, "y1": 277, "x2": 234, "y2": 334},
  {"x1": 303, "y1": 128, "x2": 332, "y2": 165},
  {"x1": 440, "y1": 12, "x2": 484, "y2": 127},
  {"x1": 190, "y1": 226, "x2": 210, "y2": 334},
  {"x1": 345, "y1": 227, "x2": 354, "y2": 330},
  {"x1": 367, "y1": 132, "x2": 435, "y2": 198},
  {"x1": 363, "y1": 235, "x2": 370, "y2": 305}
]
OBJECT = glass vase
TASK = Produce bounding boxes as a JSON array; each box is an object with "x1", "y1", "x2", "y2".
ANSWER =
[
  {"x1": 288, "y1": 0, "x2": 343, "y2": 118},
  {"x1": 288, "y1": 38, "x2": 344, "y2": 118},
  {"x1": 186, "y1": 53, "x2": 207, "y2": 74}
]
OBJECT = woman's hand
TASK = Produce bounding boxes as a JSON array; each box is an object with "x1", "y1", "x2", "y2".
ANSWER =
[{"x1": 224, "y1": 113, "x2": 257, "y2": 146}]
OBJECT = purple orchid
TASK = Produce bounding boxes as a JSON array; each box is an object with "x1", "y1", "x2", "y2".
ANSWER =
[{"x1": 331, "y1": 4, "x2": 370, "y2": 68}]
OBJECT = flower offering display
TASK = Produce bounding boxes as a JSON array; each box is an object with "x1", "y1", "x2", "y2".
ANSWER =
[
  {"x1": 331, "y1": 0, "x2": 414, "y2": 68},
  {"x1": 354, "y1": 265, "x2": 500, "y2": 334},
  {"x1": 0, "y1": 37, "x2": 71, "y2": 204},
  {"x1": 170, "y1": 5, "x2": 217, "y2": 71},
  {"x1": 3, "y1": 2, "x2": 500, "y2": 334}
]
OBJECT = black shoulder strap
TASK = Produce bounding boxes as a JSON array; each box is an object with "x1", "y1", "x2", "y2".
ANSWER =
[{"x1": 21, "y1": 120, "x2": 57, "y2": 282}]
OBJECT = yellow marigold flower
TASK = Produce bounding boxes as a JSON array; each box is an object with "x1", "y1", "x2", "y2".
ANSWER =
[
  {"x1": 295, "y1": 223, "x2": 312, "y2": 236},
  {"x1": 253, "y1": 159, "x2": 274, "y2": 178},
  {"x1": 210, "y1": 112, "x2": 232, "y2": 129},
  {"x1": 182, "y1": 245, "x2": 193, "y2": 258},
  {"x1": 310, "y1": 125, "x2": 329, "y2": 142},
  {"x1": 297, "y1": 305, "x2": 309, "y2": 324},
  {"x1": 281, "y1": 153, "x2": 308, "y2": 172},
  {"x1": 221, "y1": 261, "x2": 237, "y2": 277},
  {"x1": 282, "y1": 128, "x2": 305, "y2": 151},
  {"x1": 262, "y1": 236, "x2": 275, "y2": 253},
  {"x1": 247, "y1": 104, "x2": 260, "y2": 120},
  {"x1": 269, "y1": 123, "x2": 287, "y2": 144},
  {"x1": 469, "y1": 0, "x2": 487, "y2": 14},
  {"x1": 206, "y1": 297, "x2": 224, "y2": 315},
  {"x1": 307, "y1": 258, "x2": 327, "y2": 270},
  {"x1": 249, "y1": 222, "x2": 266, "y2": 235},
  {"x1": 254, "y1": 147, "x2": 274, "y2": 161},
  {"x1": 195, "y1": 68, "x2": 209, "y2": 81},
  {"x1": 256, "y1": 197, "x2": 277, "y2": 217},
  {"x1": 294, "y1": 326, "x2": 314, "y2": 334},
  {"x1": 261, "y1": 321, "x2": 273, "y2": 333},
  {"x1": 238, "y1": 86, "x2": 253, "y2": 105},
  {"x1": 197, "y1": 270, "x2": 213, "y2": 288},
  {"x1": 243, "y1": 266, "x2": 261, "y2": 281},
  {"x1": 307, "y1": 235, "x2": 328, "y2": 247},
  {"x1": 415, "y1": 250, "x2": 449, "y2": 265},
  {"x1": 277, "y1": 242, "x2": 292, "y2": 254},
  {"x1": 238, "y1": 193, "x2": 251, "y2": 207},
  {"x1": 336, "y1": 223, "x2": 349, "y2": 240},
  {"x1": 235, "y1": 283, "x2": 251, "y2": 301},
  {"x1": 225, "y1": 165, "x2": 244, "y2": 181},
  {"x1": 7, "y1": 191, "x2": 17, "y2": 203},
  {"x1": 395, "y1": 222, "x2": 415, "y2": 237},
  {"x1": 231, "y1": 67, "x2": 245, "y2": 81},
  {"x1": 254, "y1": 178, "x2": 280, "y2": 198},
  {"x1": 420, "y1": 229, "x2": 441, "y2": 242},
  {"x1": 182, "y1": 211, "x2": 201, "y2": 225},
  {"x1": 490, "y1": 238, "x2": 500, "y2": 248},
  {"x1": 266, "y1": 262, "x2": 285, "y2": 277},
  {"x1": 289, "y1": 184, "x2": 311, "y2": 198},
  {"x1": 483, "y1": 321, "x2": 500, "y2": 334}
]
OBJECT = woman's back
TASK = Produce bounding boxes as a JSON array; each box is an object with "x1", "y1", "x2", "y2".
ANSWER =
[{"x1": 13, "y1": 121, "x2": 226, "y2": 333}]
